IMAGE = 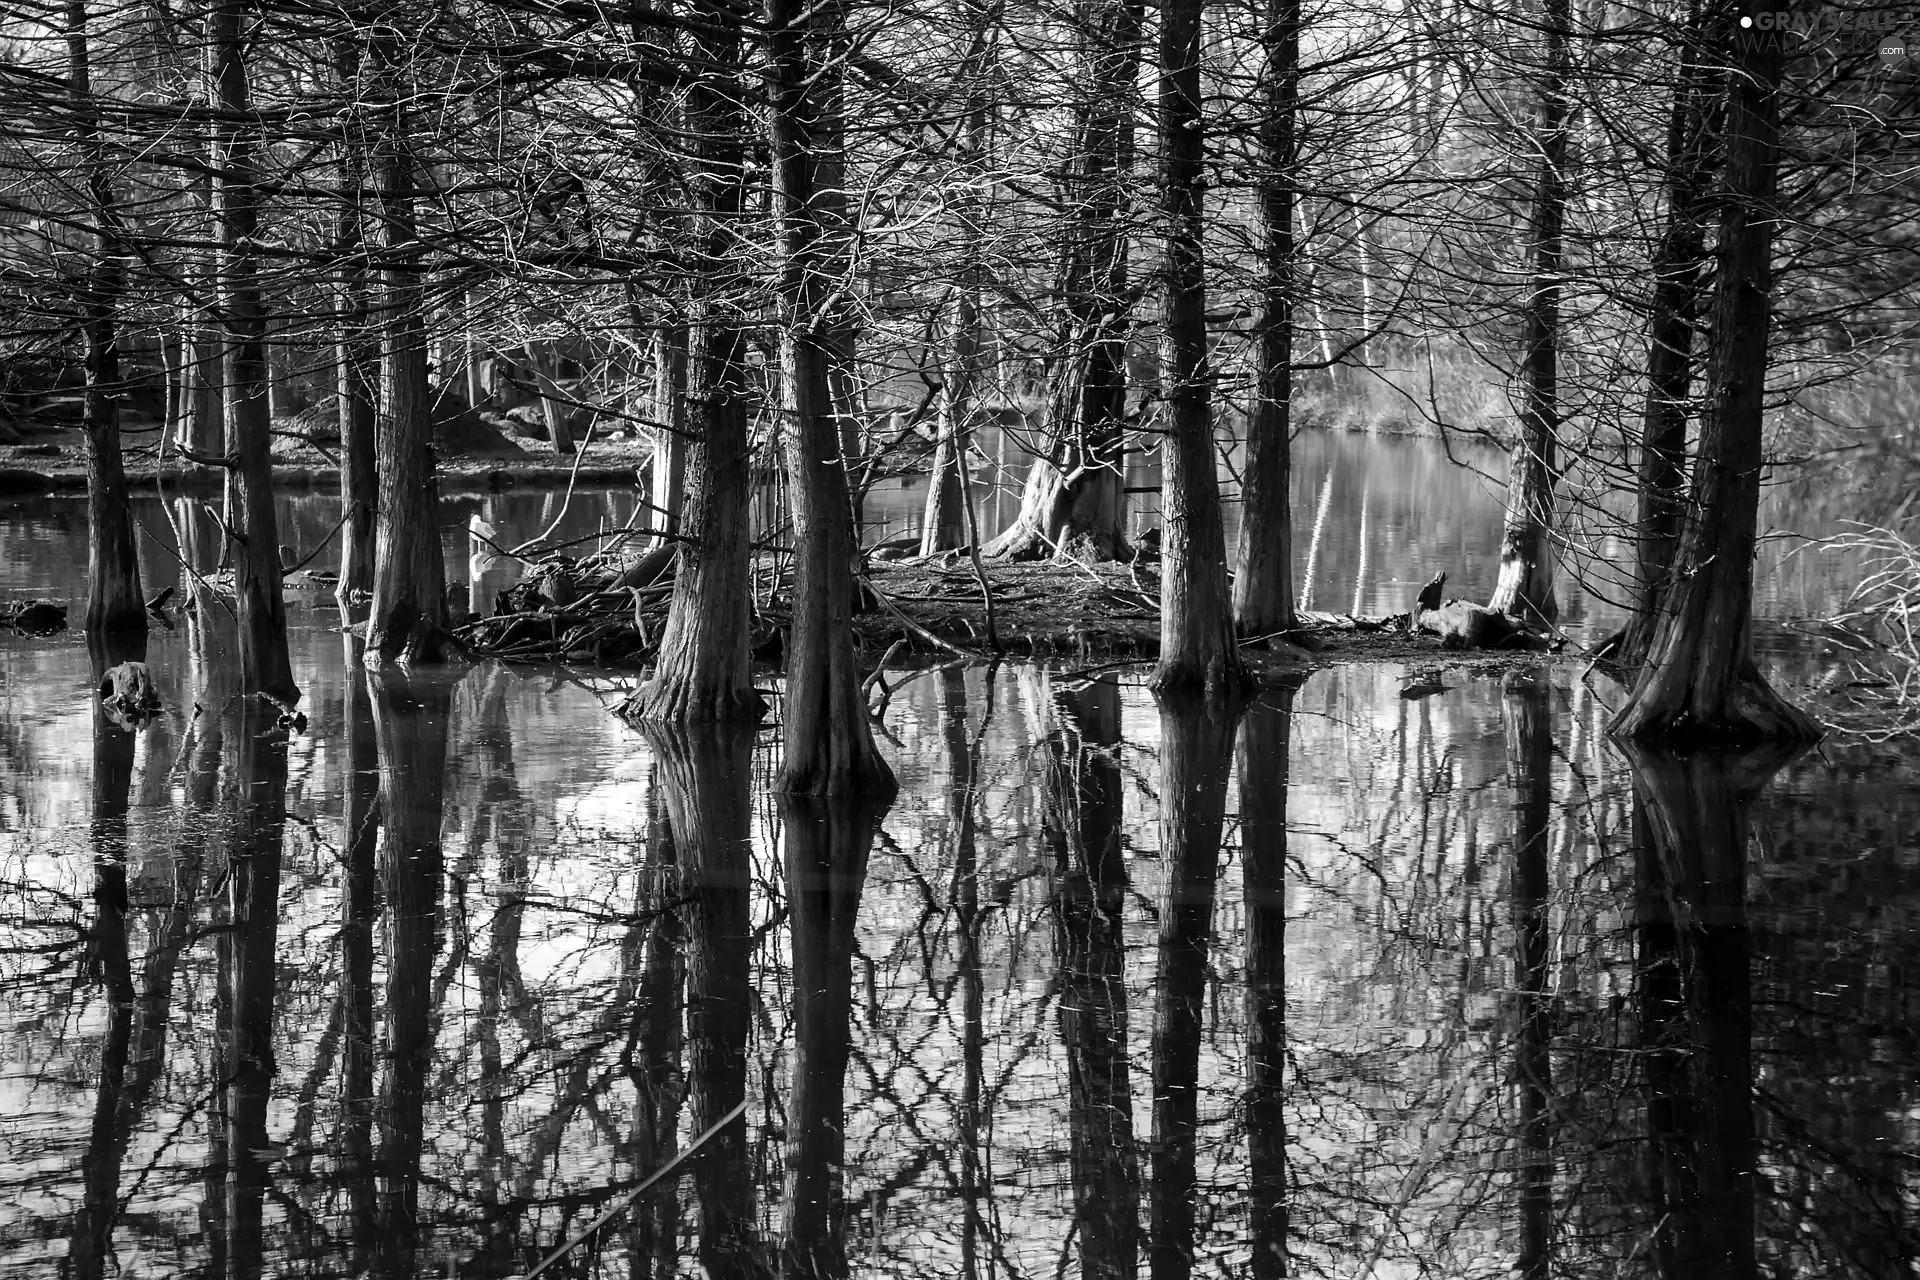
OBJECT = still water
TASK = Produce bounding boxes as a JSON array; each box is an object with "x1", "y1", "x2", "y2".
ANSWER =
[{"x1": 1, "y1": 434, "x2": 1916, "y2": 1277}]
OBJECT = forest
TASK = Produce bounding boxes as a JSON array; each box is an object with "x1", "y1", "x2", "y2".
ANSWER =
[{"x1": 1, "y1": 0, "x2": 1918, "y2": 1274}]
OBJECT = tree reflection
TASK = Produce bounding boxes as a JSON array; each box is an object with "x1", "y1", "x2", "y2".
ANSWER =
[
  {"x1": 778, "y1": 794, "x2": 885, "y2": 1280},
  {"x1": 1503, "y1": 669, "x2": 1554, "y2": 1280},
  {"x1": 1625, "y1": 741, "x2": 1802, "y2": 1280},
  {"x1": 366, "y1": 666, "x2": 456, "y2": 1278},
  {"x1": 339, "y1": 635, "x2": 383, "y2": 1271},
  {"x1": 1045, "y1": 677, "x2": 1139, "y2": 1280},
  {"x1": 644, "y1": 720, "x2": 766, "y2": 1280},
  {"x1": 1149, "y1": 692, "x2": 1241, "y2": 1280}
]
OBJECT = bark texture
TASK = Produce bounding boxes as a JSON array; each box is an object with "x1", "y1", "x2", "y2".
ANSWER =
[
  {"x1": 768, "y1": 0, "x2": 895, "y2": 796},
  {"x1": 1151, "y1": 0, "x2": 1249, "y2": 700},
  {"x1": 335, "y1": 41, "x2": 378, "y2": 613},
  {"x1": 1232, "y1": 0, "x2": 1300, "y2": 639},
  {"x1": 1486, "y1": 0, "x2": 1569, "y2": 628},
  {"x1": 1611, "y1": 13, "x2": 1819, "y2": 744}
]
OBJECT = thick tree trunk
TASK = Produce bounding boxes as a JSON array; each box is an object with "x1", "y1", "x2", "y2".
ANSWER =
[
  {"x1": 1046, "y1": 678, "x2": 1139, "y2": 1280},
  {"x1": 1232, "y1": 0, "x2": 1300, "y2": 639},
  {"x1": 1148, "y1": 692, "x2": 1241, "y2": 1280},
  {"x1": 982, "y1": 0, "x2": 1139, "y2": 565},
  {"x1": 336, "y1": 42, "x2": 378, "y2": 613},
  {"x1": 1624, "y1": 740, "x2": 1800, "y2": 1280},
  {"x1": 1611, "y1": 11, "x2": 1819, "y2": 744},
  {"x1": 778, "y1": 795, "x2": 880, "y2": 1280},
  {"x1": 68, "y1": 0, "x2": 144, "y2": 635},
  {"x1": 1486, "y1": 0, "x2": 1569, "y2": 628},
  {"x1": 642, "y1": 721, "x2": 766, "y2": 1279},
  {"x1": 1621, "y1": 2, "x2": 1714, "y2": 671},
  {"x1": 1151, "y1": 0, "x2": 1249, "y2": 700},
  {"x1": 769, "y1": 0, "x2": 895, "y2": 797},
  {"x1": 626, "y1": 6, "x2": 762, "y2": 724},
  {"x1": 365, "y1": 83, "x2": 449, "y2": 664},
  {"x1": 209, "y1": 0, "x2": 296, "y2": 700},
  {"x1": 1238, "y1": 681, "x2": 1301, "y2": 1280},
  {"x1": 1505, "y1": 670, "x2": 1554, "y2": 1279},
  {"x1": 367, "y1": 666, "x2": 454, "y2": 1274}
]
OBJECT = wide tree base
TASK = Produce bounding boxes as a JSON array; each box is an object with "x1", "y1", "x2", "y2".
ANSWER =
[
  {"x1": 1611, "y1": 660, "x2": 1822, "y2": 747},
  {"x1": 1149, "y1": 651, "x2": 1256, "y2": 705},
  {"x1": 620, "y1": 677, "x2": 765, "y2": 724}
]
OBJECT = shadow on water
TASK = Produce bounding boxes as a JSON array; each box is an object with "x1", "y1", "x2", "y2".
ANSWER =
[{"x1": 3, "y1": 572, "x2": 1920, "y2": 1274}]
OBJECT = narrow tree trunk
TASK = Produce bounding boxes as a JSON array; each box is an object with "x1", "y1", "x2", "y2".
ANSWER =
[
  {"x1": 336, "y1": 41, "x2": 378, "y2": 613},
  {"x1": 768, "y1": 0, "x2": 895, "y2": 797},
  {"x1": 1486, "y1": 0, "x2": 1569, "y2": 628},
  {"x1": 68, "y1": 0, "x2": 144, "y2": 635},
  {"x1": 1505, "y1": 670, "x2": 1554, "y2": 1279},
  {"x1": 1148, "y1": 692, "x2": 1241, "y2": 1280},
  {"x1": 1612, "y1": 10, "x2": 1819, "y2": 744},
  {"x1": 626, "y1": 5, "x2": 761, "y2": 724},
  {"x1": 651, "y1": 319, "x2": 688, "y2": 542},
  {"x1": 778, "y1": 796, "x2": 880, "y2": 1279},
  {"x1": 1232, "y1": 0, "x2": 1301, "y2": 638},
  {"x1": 642, "y1": 722, "x2": 765, "y2": 1280},
  {"x1": 365, "y1": 65, "x2": 448, "y2": 664},
  {"x1": 1046, "y1": 678, "x2": 1139, "y2": 1280},
  {"x1": 1620, "y1": 1, "x2": 1714, "y2": 671},
  {"x1": 1152, "y1": 0, "x2": 1249, "y2": 700}
]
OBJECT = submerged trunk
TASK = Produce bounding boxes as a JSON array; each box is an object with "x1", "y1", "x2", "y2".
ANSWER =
[
  {"x1": 1621, "y1": 2, "x2": 1714, "y2": 672},
  {"x1": 1151, "y1": 0, "x2": 1248, "y2": 700},
  {"x1": 1148, "y1": 692, "x2": 1241, "y2": 1280},
  {"x1": 769, "y1": 0, "x2": 895, "y2": 797},
  {"x1": 1047, "y1": 678, "x2": 1140, "y2": 1279},
  {"x1": 69, "y1": 0, "x2": 144, "y2": 635},
  {"x1": 1505, "y1": 670, "x2": 1554, "y2": 1278},
  {"x1": 1232, "y1": 0, "x2": 1300, "y2": 639},
  {"x1": 365, "y1": 76, "x2": 448, "y2": 664},
  {"x1": 1611, "y1": 15, "x2": 1819, "y2": 744},
  {"x1": 1486, "y1": 0, "x2": 1569, "y2": 628},
  {"x1": 982, "y1": 0, "x2": 1139, "y2": 565},
  {"x1": 209, "y1": 0, "x2": 295, "y2": 698},
  {"x1": 626, "y1": 6, "x2": 761, "y2": 724},
  {"x1": 778, "y1": 796, "x2": 881, "y2": 1279},
  {"x1": 336, "y1": 40, "x2": 378, "y2": 613},
  {"x1": 644, "y1": 722, "x2": 764, "y2": 1279}
]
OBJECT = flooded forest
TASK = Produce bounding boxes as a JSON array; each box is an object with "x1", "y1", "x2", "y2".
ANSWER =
[{"x1": 3, "y1": 0, "x2": 1919, "y2": 1274}]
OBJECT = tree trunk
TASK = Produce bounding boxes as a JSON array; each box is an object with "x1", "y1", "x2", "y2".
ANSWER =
[
  {"x1": 367, "y1": 666, "x2": 454, "y2": 1275},
  {"x1": 336, "y1": 40, "x2": 379, "y2": 613},
  {"x1": 1486, "y1": 0, "x2": 1569, "y2": 628},
  {"x1": 1611, "y1": 12, "x2": 1819, "y2": 744},
  {"x1": 625, "y1": 6, "x2": 762, "y2": 724},
  {"x1": 365, "y1": 68, "x2": 449, "y2": 665},
  {"x1": 1046, "y1": 677, "x2": 1140, "y2": 1280},
  {"x1": 981, "y1": 0, "x2": 1139, "y2": 565},
  {"x1": 768, "y1": 0, "x2": 895, "y2": 797},
  {"x1": 1239, "y1": 681, "x2": 1301, "y2": 1280},
  {"x1": 1151, "y1": 0, "x2": 1249, "y2": 700},
  {"x1": 1232, "y1": 0, "x2": 1301, "y2": 639},
  {"x1": 1620, "y1": 1, "x2": 1714, "y2": 671},
  {"x1": 1624, "y1": 740, "x2": 1800, "y2": 1280},
  {"x1": 651, "y1": 319, "x2": 688, "y2": 543},
  {"x1": 642, "y1": 722, "x2": 767, "y2": 1280},
  {"x1": 69, "y1": 0, "x2": 144, "y2": 635},
  {"x1": 1505, "y1": 669, "x2": 1554, "y2": 1279},
  {"x1": 1148, "y1": 692, "x2": 1241, "y2": 1280},
  {"x1": 778, "y1": 796, "x2": 880, "y2": 1280}
]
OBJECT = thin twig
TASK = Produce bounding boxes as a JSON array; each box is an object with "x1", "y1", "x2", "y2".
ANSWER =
[{"x1": 510, "y1": 416, "x2": 601, "y2": 556}]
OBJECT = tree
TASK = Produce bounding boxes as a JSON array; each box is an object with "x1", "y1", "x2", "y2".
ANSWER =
[
  {"x1": 1611, "y1": 8, "x2": 1820, "y2": 744},
  {"x1": 768, "y1": 0, "x2": 896, "y2": 797},
  {"x1": 1151, "y1": 0, "x2": 1249, "y2": 699},
  {"x1": 67, "y1": 0, "x2": 143, "y2": 635},
  {"x1": 1231, "y1": 0, "x2": 1302, "y2": 640},
  {"x1": 625, "y1": 0, "x2": 762, "y2": 724},
  {"x1": 1485, "y1": 0, "x2": 1570, "y2": 628},
  {"x1": 335, "y1": 34, "x2": 379, "y2": 614},
  {"x1": 207, "y1": 0, "x2": 297, "y2": 699}
]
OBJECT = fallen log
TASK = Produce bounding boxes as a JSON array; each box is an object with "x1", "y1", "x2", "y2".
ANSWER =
[{"x1": 1410, "y1": 571, "x2": 1551, "y2": 651}]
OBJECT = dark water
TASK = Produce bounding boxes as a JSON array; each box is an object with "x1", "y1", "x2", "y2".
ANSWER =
[{"x1": 2, "y1": 434, "x2": 1917, "y2": 1277}]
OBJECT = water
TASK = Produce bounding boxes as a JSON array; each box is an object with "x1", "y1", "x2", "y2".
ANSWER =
[{"x1": 2, "y1": 433, "x2": 1917, "y2": 1277}]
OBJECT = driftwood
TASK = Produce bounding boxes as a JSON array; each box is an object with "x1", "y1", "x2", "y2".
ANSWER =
[
  {"x1": 3, "y1": 598, "x2": 67, "y2": 635},
  {"x1": 99, "y1": 661, "x2": 162, "y2": 729},
  {"x1": 1411, "y1": 571, "x2": 1551, "y2": 651}
]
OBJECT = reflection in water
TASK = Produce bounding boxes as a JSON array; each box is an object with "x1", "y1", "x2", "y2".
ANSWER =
[{"x1": 2, "y1": 627, "x2": 1917, "y2": 1277}]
